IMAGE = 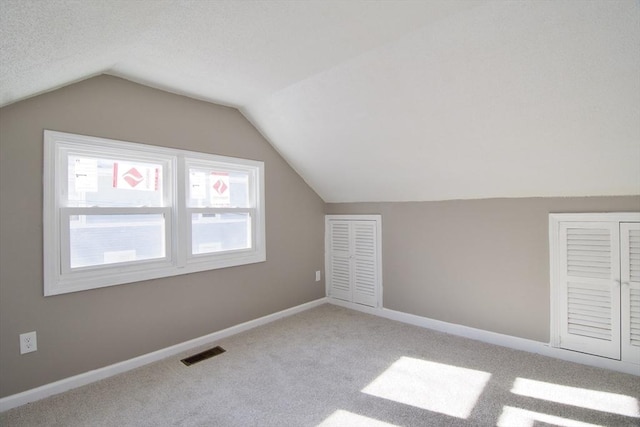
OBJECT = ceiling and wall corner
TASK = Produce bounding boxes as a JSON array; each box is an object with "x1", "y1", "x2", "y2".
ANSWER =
[{"x1": 1, "y1": 0, "x2": 639, "y2": 202}]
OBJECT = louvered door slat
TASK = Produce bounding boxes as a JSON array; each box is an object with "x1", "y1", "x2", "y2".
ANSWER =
[
  {"x1": 567, "y1": 312, "x2": 612, "y2": 327},
  {"x1": 566, "y1": 297, "x2": 610, "y2": 309},
  {"x1": 621, "y1": 223, "x2": 640, "y2": 364},
  {"x1": 330, "y1": 257, "x2": 351, "y2": 299},
  {"x1": 330, "y1": 223, "x2": 350, "y2": 253},
  {"x1": 629, "y1": 229, "x2": 640, "y2": 284},
  {"x1": 567, "y1": 281, "x2": 614, "y2": 341},
  {"x1": 567, "y1": 325, "x2": 612, "y2": 340},
  {"x1": 567, "y1": 260, "x2": 611, "y2": 269},
  {"x1": 631, "y1": 288, "x2": 640, "y2": 346},
  {"x1": 567, "y1": 302, "x2": 611, "y2": 316},
  {"x1": 559, "y1": 222, "x2": 620, "y2": 360},
  {"x1": 569, "y1": 259, "x2": 611, "y2": 267},
  {"x1": 355, "y1": 262, "x2": 376, "y2": 296},
  {"x1": 567, "y1": 302, "x2": 611, "y2": 314},
  {"x1": 568, "y1": 312, "x2": 612, "y2": 326},
  {"x1": 567, "y1": 285, "x2": 610, "y2": 297},
  {"x1": 568, "y1": 307, "x2": 612, "y2": 320}
]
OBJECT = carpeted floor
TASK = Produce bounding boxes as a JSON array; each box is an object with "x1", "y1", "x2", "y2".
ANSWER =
[{"x1": 1, "y1": 304, "x2": 639, "y2": 426}]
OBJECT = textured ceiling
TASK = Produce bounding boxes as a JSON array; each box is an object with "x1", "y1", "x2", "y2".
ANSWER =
[{"x1": 1, "y1": 0, "x2": 639, "y2": 202}]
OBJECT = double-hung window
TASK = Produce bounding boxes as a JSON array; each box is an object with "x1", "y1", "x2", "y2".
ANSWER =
[
  {"x1": 186, "y1": 158, "x2": 257, "y2": 260},
  {"x1": 44, "y1": 130, "x2": 265, "y2": 296}
]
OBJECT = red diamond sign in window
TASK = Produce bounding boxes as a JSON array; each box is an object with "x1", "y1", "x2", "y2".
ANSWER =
[
  {"x1": 113, "y1": 162, "x2": 160, "y2": 191},
  {"x1": 213, "y1": 178, "x2": 228, "y2": 195},
  {"x1": 210, "y1": 172, "x2": 230, "y2": 206},
  {"x1": 122, "y1": 168, "x2": 144, "y2": 188}
]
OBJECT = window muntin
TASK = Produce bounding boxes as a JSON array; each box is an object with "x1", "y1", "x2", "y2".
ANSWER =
[{"x1": 44, "y1": 130, "x2": 265, "y2": 296}]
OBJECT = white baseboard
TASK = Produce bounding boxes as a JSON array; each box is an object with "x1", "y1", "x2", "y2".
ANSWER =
[
  {"x1": 0, "y1": 297, "x2": 328, "y2": 413},
  {"x1": 327, "y1": 298, "x2": 640, "y2": 376},
  {"x1": 3, "y1": 296, "x2": 636, "y2": 413}
]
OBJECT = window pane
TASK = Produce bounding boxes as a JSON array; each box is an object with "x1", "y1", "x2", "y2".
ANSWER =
[
  {"x1": 68, "y1": 155, "x2": 164, "y2": 207},
  {"x1": 69, "y1": 214, "x2": 165, "y2": 268},
  {"x1": 188, "y1": 168, "x2": 249, "y2": 208},
  {"x1": 192, "y1": 213, "x2": 251, "y2": 254}
]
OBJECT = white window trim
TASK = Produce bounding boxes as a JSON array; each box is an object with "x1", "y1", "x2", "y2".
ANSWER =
[{"x1": 44, "y1": 130, "x2": 265, "y2": 296}]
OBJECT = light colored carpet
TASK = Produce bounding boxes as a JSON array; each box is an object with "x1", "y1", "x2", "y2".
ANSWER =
[{"x1": 1, "y1": 304, "x2": 639, "y2": 426}]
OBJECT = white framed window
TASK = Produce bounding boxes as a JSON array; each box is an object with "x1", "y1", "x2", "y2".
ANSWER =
[{"x1": 44, "y1": 130, "x2": 265, "y2": 296}]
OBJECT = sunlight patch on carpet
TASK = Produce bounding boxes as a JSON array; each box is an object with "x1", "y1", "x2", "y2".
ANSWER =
[
  {"x1": 317, "y1": 409, "x2": 400, "y2": 427},
  {"x1": 511, "y1": 378, "x2": 640, "y2": 418},
  {"x1": 361, "y1": 357, "x2": 491, "y2": 419},
  {"x1": 497, "y1": 406, "x2": 604, "y2": 427}
]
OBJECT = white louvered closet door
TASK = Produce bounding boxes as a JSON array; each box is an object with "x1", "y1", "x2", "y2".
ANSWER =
[
  {"x1": 326, "y1": 216, "x2": 381, "y2": 308},
  {"x1": 558, "y1": 222, "x2": 621, "y2": 359},
  {"x1": 621, "y1": 222, "x2": 640, "y2": 365}
]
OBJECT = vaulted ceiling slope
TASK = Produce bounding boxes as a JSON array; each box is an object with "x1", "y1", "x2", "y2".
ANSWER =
[{"x1": 1, "y1": 0, "x2": 638, "y2": 202}]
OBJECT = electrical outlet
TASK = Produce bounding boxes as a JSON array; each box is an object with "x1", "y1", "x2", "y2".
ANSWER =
[
  {"x1": 20, "y1": 331, "x2": 37, "y2": 354},
  {"x1": 315, "y1": 270, "x2": 321, "y2": 282}
]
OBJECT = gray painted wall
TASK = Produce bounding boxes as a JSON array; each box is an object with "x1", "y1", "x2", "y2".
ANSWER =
[
  {"x1": 326, "y1": 197, "x2": 640, "y2": 342},
  {"x1": 0, "y1": 76, "x2": 326, "y2": 398},
  {"x1": 1, "y1": 74, "x2": 638, "y2": 400}
]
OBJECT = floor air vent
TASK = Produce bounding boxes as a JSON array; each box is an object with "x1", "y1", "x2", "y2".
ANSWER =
[{"x1": 181, "y1": 346, "x2": 226, "y2": 366}]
